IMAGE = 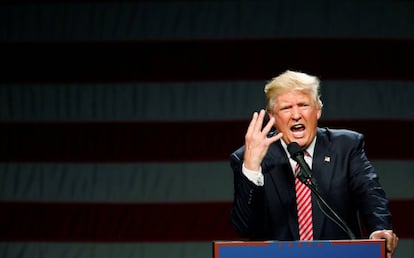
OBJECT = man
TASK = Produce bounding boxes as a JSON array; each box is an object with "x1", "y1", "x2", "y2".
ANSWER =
[{"x1": 230, "y1": 70, "x2": 398, "y2": 257}]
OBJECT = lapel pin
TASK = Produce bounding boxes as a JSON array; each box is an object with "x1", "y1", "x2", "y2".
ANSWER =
[{"x1": 324, "y1": 156, "x2": 331, "y2": 163}]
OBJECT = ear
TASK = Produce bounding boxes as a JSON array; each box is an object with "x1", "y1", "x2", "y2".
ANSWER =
[
  {"x1": 317, "y1": 109, "x2": 322, "y2": 120},
  {"x1": 267, "y1": 110, "x2": 275, "y2": 121}
]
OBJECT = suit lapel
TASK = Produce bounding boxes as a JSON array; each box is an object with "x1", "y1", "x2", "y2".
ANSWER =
[
  {"x1": 264, "y1": 129, "x2": 337, "y2": 240},
  {"x1": 265, "y1": 142, "x2": 299, "y2": 239},
  {"x1": 312, "y1": 128, "x2": 336, "y2": 239}
]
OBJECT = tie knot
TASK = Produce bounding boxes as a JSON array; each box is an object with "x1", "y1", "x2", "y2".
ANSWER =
[{"x1": 293, "y1": 150, "x2": 311, "y2": 176}]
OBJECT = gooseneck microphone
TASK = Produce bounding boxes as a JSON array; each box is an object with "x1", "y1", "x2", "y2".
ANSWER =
[
  {"x1": 287, "y1": 142, "x2": 314, "y2": 184},
  {"x1": 287, "y1": 142, "x2": 356, "y2": 240}
]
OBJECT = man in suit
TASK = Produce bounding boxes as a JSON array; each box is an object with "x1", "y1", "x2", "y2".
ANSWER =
[{"x1": 230, "y1": 70, "x2": 398, "y2": 257}]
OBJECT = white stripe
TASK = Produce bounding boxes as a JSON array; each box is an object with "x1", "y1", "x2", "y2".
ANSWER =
[
  {"x1": 0, "y1": 160, "x2": 412, "y2": 202},
  {"x1": 1, "y1": 81, "x2": 414, "y2": 121},
  {"x1": 373, "y1": 160, "x2": 414, "y2": 199},
  {"x1": 0, "y1": 162, "x2": 233, "y2": 203}
]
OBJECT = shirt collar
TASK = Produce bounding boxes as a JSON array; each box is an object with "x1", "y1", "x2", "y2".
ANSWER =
[{"x1": 281, "y1": 136, "x2": 317, "y2": 160}]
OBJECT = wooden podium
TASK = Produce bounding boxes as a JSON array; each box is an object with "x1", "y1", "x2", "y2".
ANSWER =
[{"x1": 213, "y1": 239, "x2": 385, "y2": 258}]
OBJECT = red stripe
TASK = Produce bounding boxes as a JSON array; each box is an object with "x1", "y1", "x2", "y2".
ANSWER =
[
  {"x1": 389, "y1": 199, "x2": 414, "y2": 239},
  {"x1": 0, "y1": 201, "x2": 239, "y2": 242},
  {"x1": 1, "y1": 39, "x2": 414, "y2": 83},
  {"x1": 0, "y1": 120, "x2": 413, "y2": 162},
  {"x1": 0, "y1": 200, "x2": 411, "y2": 242}
]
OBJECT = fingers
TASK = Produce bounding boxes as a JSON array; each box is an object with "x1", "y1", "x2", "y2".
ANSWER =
[
  {"x1": 246, "y1": 109, "x2": 282, "y2": 142},
  {"x1": 261, "y1": 114, "x2": 274, "y2": 135},
  {"x1": 253, "y1": 109, "x2": 266, "y2": 134},
  {"x1": 387, "y1": 232, "x2": 398, "y2": 257},
  {"x1": 244, "y1": 110, "x2": 280, "y2": 171},
  {"x1": 261, "y1": 112, "x2": 283, "y2": 143},
  {"x1": 245, "y1": 109, "x2": 267, "y2": 140},
  {"x1": 384, "y1": 231, "x2": 398, "y2": 254},
  {"x1": 372, "y1": 230, "x2": 398, "y2": 257},
  {"x1": 269, "y1": 131, "x2": 283, "y2": 144},
  {"x1": 245, "y1": 111, "x2": 258, "y2": 139}
]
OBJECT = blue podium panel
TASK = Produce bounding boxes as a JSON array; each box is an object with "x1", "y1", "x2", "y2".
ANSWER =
[{"x1": 213, "y1": 240, "x2": 385, "y2": 258}]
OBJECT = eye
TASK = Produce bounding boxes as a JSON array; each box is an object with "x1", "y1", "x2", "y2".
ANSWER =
[{"x1": 279, "y1": 106, "x2": 292, "y2": 113}]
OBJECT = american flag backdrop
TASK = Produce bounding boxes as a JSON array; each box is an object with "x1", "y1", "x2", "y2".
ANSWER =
[{"x1": 0, "y1": 1, "x2": 413, "y2": 258}]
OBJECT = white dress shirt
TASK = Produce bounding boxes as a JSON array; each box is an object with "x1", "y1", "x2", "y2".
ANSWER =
[
  {"x1": 241, "y1": 137, "x2": 389, "y2": 238},
  {"x1": 242, "y1": 137, "x2": 316, "y2": 186}
]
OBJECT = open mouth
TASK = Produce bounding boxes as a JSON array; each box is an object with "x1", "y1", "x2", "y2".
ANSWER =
[{"x1": 290, "y1": 124, "x2": 305, "y2": 138}]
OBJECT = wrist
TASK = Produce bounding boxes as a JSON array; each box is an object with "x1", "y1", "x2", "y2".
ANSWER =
[{"x1": 243, "y1": 161, "x2": 261, "y2": 172}]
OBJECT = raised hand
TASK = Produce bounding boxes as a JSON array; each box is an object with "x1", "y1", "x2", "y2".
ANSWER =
[{"x1": 244, "y1": 109, "x2": 283, "y2": 171}]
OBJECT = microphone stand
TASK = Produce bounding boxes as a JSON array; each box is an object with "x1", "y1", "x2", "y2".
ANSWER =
[{"x1": 296, "y1": 171, "x2": 356, "y2": 240}]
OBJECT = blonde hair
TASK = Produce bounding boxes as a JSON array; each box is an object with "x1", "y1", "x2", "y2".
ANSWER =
[{"x1": 264, "y1": 70, "x2": 323, "y2": 113}]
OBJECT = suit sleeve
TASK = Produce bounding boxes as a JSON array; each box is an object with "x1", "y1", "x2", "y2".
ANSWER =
[
  {"x1": 348, "y1": 133, "x2": 393, "y2": 234},
  {"x1": 229, "y1": 147, "x2": 270, "y2": 239}
]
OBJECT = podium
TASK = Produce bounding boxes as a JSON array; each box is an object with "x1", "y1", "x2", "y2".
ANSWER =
[{"x1": 213, "y1": 239, "x2": 385, "y2": 258}]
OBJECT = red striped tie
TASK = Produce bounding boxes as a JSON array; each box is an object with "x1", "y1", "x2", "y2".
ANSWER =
[{"x1": 295, "y1": 163, "x2": 313, "y2": 240}]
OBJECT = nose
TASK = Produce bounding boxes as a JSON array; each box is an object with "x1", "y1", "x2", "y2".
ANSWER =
[{"x1": 291, "y1": 106, "x2": 301, "y2": 121}]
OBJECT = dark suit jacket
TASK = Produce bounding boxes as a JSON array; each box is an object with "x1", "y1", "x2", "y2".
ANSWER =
[{"x1": 230, "y1": 127, "x2": 392, "y2": 241}]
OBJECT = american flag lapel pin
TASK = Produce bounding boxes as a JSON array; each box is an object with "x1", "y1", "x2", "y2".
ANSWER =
[{"x1": 324, "y1": 156, "x2": 331, "y2": 163}]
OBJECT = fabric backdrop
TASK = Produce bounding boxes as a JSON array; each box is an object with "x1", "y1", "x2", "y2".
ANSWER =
[{"x1": 0, "y1": 1, "x2": 413, "y2": 258}]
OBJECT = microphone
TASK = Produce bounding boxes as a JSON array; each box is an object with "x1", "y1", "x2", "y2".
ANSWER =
[
  {"x1": 287, "y1": 142, "x2": 312, "y2": 181},
  {"x1": 286, "y1": 141, "x2": 356, "y2": 240}
]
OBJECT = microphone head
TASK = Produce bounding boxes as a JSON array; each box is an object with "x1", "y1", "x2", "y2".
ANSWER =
[{"x1": 287, "y1": 142, "x2": 304, "y2": 160}]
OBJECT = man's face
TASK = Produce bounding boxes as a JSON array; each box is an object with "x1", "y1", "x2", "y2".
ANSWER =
[{"x1": 269, "y1": 90, "x2": 321, "y2": 148}]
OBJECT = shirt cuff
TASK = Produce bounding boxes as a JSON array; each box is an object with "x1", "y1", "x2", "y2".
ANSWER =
[{"x1": 242, "y1": 163, "x2": 264, "y2": 186}]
